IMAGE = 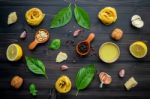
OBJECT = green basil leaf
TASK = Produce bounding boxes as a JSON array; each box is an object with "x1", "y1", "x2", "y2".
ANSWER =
[
  {"x1": 74, "y1": 5, "x2": 91, "y2": 29},
  {"x1": 50, "y1": 4, "x2": 72, "y2": 28},
  {"x1": 25, "y1": 56, "x2": 47, "y2": 78},
  {"x1": 75, "y1": 64, "x2": 96, "y2": 92},
  {"x1": 49, "y1": 39, "x2": 61, "y2": 50}
]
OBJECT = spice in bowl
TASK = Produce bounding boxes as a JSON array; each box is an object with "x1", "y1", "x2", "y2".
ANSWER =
[{"x1": 78, "y1": 42, "x2": 89, "y2": 53}]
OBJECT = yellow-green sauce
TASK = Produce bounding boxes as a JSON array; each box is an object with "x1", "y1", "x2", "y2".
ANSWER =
[{"x1": 99, "y1": 42, "x2": 120, "y2": 63}]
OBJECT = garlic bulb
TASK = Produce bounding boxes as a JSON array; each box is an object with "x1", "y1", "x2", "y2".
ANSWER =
[{"x1": 131, "y1": 15, "x2": 144, "y2": 28}]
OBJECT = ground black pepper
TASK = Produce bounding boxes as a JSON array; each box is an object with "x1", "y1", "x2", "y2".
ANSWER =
[{"x1": 78, "y1": 42, "x2": 88, "y2": 53}]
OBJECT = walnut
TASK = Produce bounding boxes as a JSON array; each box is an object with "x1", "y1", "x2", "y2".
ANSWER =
[
  {"x1": 11, "y1": 75, "x2": 23, "y2": 89},
  {"x1": 111, "y1": 28, "x2": 123, "y2": 40}
]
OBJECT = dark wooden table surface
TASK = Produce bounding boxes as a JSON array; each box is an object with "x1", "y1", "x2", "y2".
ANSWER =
[{"x1": 0, "y1": 0, "x2": 150, "y2": 99}]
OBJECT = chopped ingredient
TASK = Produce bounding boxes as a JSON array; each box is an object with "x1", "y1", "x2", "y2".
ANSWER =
[
  {"x1": 49, "y1": 39, "x2": 61, "y2": 50},
  {"x1": 99, "y1": 72, "x2": 112, "y2": 88},
  {"x1": 28, "y1": 29, "x2": 49, "y2": 50},
  {"x1": 131, "y1": 15, "x2": 144, "y2": 28},
  {"x1": 10, "y1": 75, "x2": 23, "y2": 89},
  {"x1": 20, "y1": 31, "x2": 27, "y2": 39},
  {"x1": 60, "y1": 65, "x2": 69, "y2": 71},
  {"x1": 111, "y1": 28, "x2": 123, "y2": 40},
  {"x1": 55, "y1": 75, "x2": 72, "y2": 93},
  {"x1": 36, "y1": 30, "x2": 49, "y2": 42},
  {"x1": 7, "y1": 12, "x2": 18, "y2": 25},
  {"x1": 119, "y1": 68, "x2": 125, "y2": 78},
  {"x1": 29, "y1": 83, "x2": 38, "y2": 96},
  {"x1": 124, "y1": 77, "x2": 138, "y2": 90},
  {"x1": 73, "y1": 29, "x2": 82, "y2": 37},
  {"x1": 56, "y1": 52, "x2": 68, "y2": 63}
]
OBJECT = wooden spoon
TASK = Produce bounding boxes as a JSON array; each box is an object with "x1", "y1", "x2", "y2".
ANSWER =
[
  {"x1": 76, "y1": 33, "x2": 95, "y2": 56},
  {"x1": 28, "y1": 29, "x2": 49, "y2": 50}
]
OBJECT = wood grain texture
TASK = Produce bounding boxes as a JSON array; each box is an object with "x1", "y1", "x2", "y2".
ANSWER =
[{"x1": 0, "y1": 0, "x2": 150, "y2": 99}]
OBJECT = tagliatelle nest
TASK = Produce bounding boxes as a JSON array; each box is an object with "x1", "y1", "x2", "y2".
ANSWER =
[
  {"x1": 25, "y1": 8, "x2": 45, "y2": 26},
  {"x1": 98, "y1": 7, "x2": 117, "y2": 25}
]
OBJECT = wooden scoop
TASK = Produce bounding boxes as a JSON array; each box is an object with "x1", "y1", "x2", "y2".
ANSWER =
[
  {"x1": 28, "y1": 29, "x2": 49, "y2": 50},
  {"x1": 76, "y1": 33, "x2": 95, "y2": 56}
]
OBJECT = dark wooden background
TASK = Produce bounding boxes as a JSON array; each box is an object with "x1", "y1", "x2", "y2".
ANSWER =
[{"x1": 0, "y1": 0, "x2": 150, "y2": 99}]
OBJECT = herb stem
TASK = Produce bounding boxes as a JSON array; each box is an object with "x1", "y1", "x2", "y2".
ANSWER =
[
  {"x1": 45, "y1": 74, "x2": 49, "y2": 79},
  {"x1": 76, "y1": 90, "x2": 79, "y2": 96}
]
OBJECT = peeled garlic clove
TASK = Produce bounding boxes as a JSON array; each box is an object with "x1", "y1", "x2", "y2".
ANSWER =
[
  {"x1": 60, "y1": 65, "x2": 69, "y2": 71},
  {"x1": 132, "y1": 20, "x2": 144, "y2": 28},
  {"x1": 119, "y1": 69, "x2": 125, "y2": 78},
  {"x1": 131, "y1": 15, "x2": 141, "y2": 22},
  {"x1": 20, "y1": 31, "x2": 27, "y2": 39},
  {"x1": 7, "y1": 12, "x2": 18, "y2": 25},
  {"x1": 56, "y1": 52, "x2": 68, "y2": 63}
]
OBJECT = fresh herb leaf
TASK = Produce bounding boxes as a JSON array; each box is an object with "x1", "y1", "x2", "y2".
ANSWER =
[
  {"x1": 49, "y1": 39, "x2": 61, "y2": 50},
  {"x1": 29, "y1": 83, "x2": 38, "y2": 96},
  {"x1": 25, "y1": 56, "x2": 48, "y2": 79},
  {"x1": 74, "y1": 5, "x2": 91, "y2": 29},
  {"x1": 50, "y1": 4, "x2": 72, "y2": 28},
  {"x1": 75, "y1": 64, "x2": 96, "y2": 95}
]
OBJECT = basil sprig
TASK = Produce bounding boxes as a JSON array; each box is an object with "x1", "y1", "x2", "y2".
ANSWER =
[
  {"x1": 50, "y1": 4, "x2": 72, "y2": 28},
  {"x1": 25, "y1": 56, "x2": 48, "y2": 79},
  {"x1": 75, "y1": 64, "x2": 96, "y2": 95},
  {"x1": 74, "y1": 5, "x2": 91, "y2": 29},
  {"x1": 29, "y1": 83, "x2": 38, "y2": 96}
]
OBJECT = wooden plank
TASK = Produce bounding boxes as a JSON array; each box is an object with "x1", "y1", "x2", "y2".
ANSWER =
[{"x1": 0, "y1": 0, "x2": 150, "y2": 99}]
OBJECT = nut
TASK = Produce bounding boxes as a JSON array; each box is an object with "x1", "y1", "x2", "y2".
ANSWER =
[
  {"x1": 10, "y1": 75, "x2": 23, "y2": 89},
  {"x1": 111, "y1": 28, "x2": 123, "y2": 40}
]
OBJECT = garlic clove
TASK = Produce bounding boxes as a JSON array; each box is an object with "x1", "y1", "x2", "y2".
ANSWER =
[
  {"x1": 60, "y1": 65, "x2": 69, "y2": 71},
  {"x1": 132, "y1": 20, "x2": 144, "y2": 28},
  {"x1": 7, "y1": 12, "x2": 18, "y2": 25},
  {"x1": 131, "y1": 15, "x2": 141, "y2": 22},
  {"x1": 20, "y1": 31, "x2": 27, "y2": 39},
  {"x1": 119, "y1": 69, "x2": 125, "y2": 78},
  {"x1": 73, "y1": 29, "x2": 82, "y2": 37}
]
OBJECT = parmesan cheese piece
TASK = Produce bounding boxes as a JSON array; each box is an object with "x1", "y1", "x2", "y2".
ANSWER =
[
  {"x1": 7, "y1": 12, "x2": 18, "y2": 25},
  {"x1": 56, "y1": 52, "x2": 68, "y2": 63},
  {"x1": 124, "y1": 77, "x2": 138, "y2": 90}
]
